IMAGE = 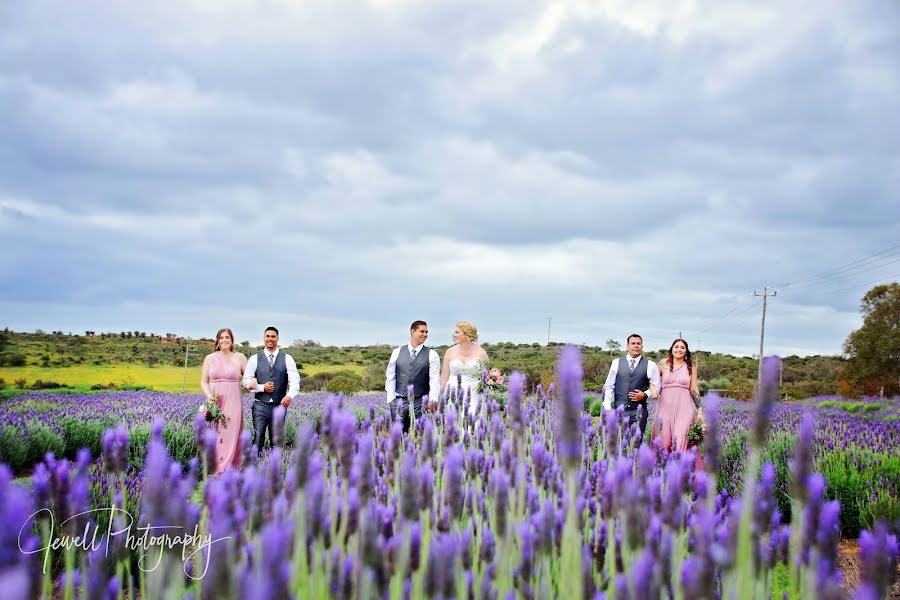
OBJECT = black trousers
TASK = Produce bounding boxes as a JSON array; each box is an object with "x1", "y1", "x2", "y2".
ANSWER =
[
  {"x1": 252, "y1": 401, "x2": 276, "y2": 456},
  {"x1": 623, "y1": 404, "x2": 649, "y2": 444},
  {"x1": 390, "y1": 396, "x2": 423, "y2": 433}
]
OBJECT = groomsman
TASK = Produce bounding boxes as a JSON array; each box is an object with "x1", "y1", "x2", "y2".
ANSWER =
[
  {"x1": 385, "y1": 320, "x2": 440, "y2": 432},
  {"x1": 242, "y1": 326, "x2": 300, "y2": 456},
  {"x1": 602, "y1": 333, "x2": 661, "y2": 442}
]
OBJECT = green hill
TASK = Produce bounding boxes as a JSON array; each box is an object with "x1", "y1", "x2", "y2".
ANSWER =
[{"x1": 0, "y1": 328, "x2": 846, "y2": 399}]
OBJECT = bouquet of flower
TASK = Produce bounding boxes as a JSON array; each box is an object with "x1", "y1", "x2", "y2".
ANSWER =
[
  {"x1": 686, "y1": 409, "x2": 705, "y2": 447},
  {"x1": 478, "y1": 365, "x2": 508, "y2": 406},
  {"x1": 198, "y1": 393, "x2": 228, "y2": 428}
]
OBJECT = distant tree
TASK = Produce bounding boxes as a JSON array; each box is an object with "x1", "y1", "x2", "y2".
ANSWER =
[
  {"x1": 842, "y1": 283, "x2": 900, "y2": 396},
  {"x1": 605, "y1": 338, "x2": 622, "y2": 355}
]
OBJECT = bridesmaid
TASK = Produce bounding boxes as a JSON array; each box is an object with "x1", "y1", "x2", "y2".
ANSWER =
[
  {"x1": 654, "y1": 338, "x2": 702, "y2": 461},
  {"x1": 200, "y1": 328, "x2": 248, "y2": 474}
]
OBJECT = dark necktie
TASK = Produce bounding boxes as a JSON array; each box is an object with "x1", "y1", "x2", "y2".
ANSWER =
[{"x1": 268, "y1": 353, "x2": 275, "y2": 369}]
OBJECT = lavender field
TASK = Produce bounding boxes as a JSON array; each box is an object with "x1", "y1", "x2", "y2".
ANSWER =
[{"x1": 1, "y1": 350, "x2": 898, "y2": 599}]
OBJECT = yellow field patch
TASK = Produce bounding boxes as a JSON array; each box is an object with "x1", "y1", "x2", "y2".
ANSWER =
[{"x1": 0, "y1": 362, "x2": 366, "y2": 393}]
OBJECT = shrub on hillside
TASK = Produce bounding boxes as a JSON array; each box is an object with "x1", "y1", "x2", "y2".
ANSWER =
[
  {"x1": 30, "y1": 379, "x2": 64, "y2": 390},
  {"x1": 0, "y1": 424, "x2": 28, "y2": 472},
  {"x1": 26, "y1": 423, "x2": 65, "y2": 467},
  {"x1": 0, "y1": 353, "x2": 26, "y2": 367},
  {"x1": 326, "y1": 375, "x2": 364, "y2": 395}
]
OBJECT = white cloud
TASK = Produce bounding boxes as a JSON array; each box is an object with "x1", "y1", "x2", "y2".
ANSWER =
[{"x1": 0, "y1": 0, "x2": 898, "y2": 355}]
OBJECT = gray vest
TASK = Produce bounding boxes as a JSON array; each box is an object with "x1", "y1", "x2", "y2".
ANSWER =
[
  {"x1": 255, "y1": 350, "x2": 288, "y2": 404},
  {"x1": 394, "y1": 345, "x2": 430, "y2": 399},
  {"x1": 614, "y1": 356, "x2": 650, "y2": 411}
]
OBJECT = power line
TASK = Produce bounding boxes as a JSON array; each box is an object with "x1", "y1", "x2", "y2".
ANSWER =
[
  {"x1": 817, "y1": 273, "x2": 900, "y2": 297},
  {"x1": 776, "y1": 257, "x2": 900, "y2": 291},
  {"x1": 695, "y1": 296, "x2": 759, "y2": 335},
  {"x1": 772, "y1": 243, "x2": 900, "y2": 289}
]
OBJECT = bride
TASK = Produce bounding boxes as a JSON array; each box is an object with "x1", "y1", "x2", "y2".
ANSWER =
[{"x1": 440, "y1": 321, "x2": 490, "y2": 417}]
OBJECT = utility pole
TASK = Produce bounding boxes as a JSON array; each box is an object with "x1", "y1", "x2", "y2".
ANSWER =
[
  {"x1": 546, "y1": 316, "x2": 552, "y2": 345},
  {"x1": 753, "y1": 287, "x2": 777, "y2": 388}
]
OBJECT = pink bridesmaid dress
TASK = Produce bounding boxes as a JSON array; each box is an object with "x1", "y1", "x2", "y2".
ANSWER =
[
  {"x1": 209, "y1": 352, "x2": 243, "y2": 474},
  {"x1": 655, "y1": 363, "x2": 702, "y2": 468}
]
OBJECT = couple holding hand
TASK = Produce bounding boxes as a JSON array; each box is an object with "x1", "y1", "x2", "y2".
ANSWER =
[
  {"x1": 602, "y1": 333, "x2": 702, "y2": 454},
  {"x1": 385, "y1": 320, "x2": 489, "y2": 431},
  {"x1": 200, "y1": 326, "x2": 300, "y2": 474}
]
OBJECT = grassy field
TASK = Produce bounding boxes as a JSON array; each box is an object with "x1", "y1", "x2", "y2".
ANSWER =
[{"x1": 0, "y1": 363, "x2": 365, "y2": 393}]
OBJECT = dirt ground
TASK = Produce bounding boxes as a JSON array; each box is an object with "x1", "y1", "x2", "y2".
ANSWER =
[{"x1": 838, "y1": 539, "x2": 900, "y2": 599}]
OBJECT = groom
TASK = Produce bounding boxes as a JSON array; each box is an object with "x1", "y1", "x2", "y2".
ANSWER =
[
  {"x1": 242, "y1": 326, "x2": 301, "y2": 456},
  {"x1": 385, "y1": 320, "x2": 440, "y2": 432},
  {"x1": 602, "y1": 333, "x2": 661, "y2": 442}
]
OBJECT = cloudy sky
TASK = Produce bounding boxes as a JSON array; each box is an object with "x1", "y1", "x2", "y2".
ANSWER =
[{"x1": 1, "y1": 0, "x2": 898, "y2": 356}]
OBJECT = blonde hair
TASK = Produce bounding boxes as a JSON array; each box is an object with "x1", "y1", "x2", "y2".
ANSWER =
[
  {"x1": 456, "y1": 321, "x2": 478, "y2": 343},
  {"x1": 215, "y1": 328, "x2": 236, "y2": 352}
]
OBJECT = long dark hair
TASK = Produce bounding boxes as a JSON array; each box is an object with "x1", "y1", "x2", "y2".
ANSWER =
[{"x1": 666, "y1": 338, "x2": 693, "y2": 376}]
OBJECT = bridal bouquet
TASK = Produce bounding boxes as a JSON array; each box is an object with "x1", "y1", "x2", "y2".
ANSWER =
[
  {"x1": 198, "y1": 393, "x2": 228, "y2": 428},
  {"x1": 686, "y1": 409, "x2": 705, "y2": 447},
  {"x1": 478, "y1": 365, "x2": 509, "y2": 405}
]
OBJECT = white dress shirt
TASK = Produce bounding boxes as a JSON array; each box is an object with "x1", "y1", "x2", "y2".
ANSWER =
[
  {"x1": 602, "y1": 355, "x2": 661, "y2": 410},
  {"x1": 242, "y1": 347, "x2": 301, "y2": 401},
  {"x1": 385, "y1": 343, "x2": 441, "y2": 404}
]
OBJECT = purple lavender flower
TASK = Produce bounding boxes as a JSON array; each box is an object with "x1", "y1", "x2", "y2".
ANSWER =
[
  {"x1": 399, "y1": 450, "x2": 420, "y2": 521},
  {"x1": 508, "y1": 370, "x2": 525, "y2": 435},
  {"x1": 702, "y1": 392, "x2": 722, "y2": 474},
  {"x1": 419, "y1": 460, "x2": 435, "y2": 515},
  {"x1": 444, "y1": 444, "x2": 465, "y2": 521},
  {"x1": 857, "y1": 521, "x2": 899, "y2": 596},
  {"x1": 790, "y1": 411, "x2": 815, "y2": 501},
  {"x1": 201, "y1": 427, "x2": 217, "y2": 473},
  {"x1": 0, "y1": 465, "x2": 36, "y2": 597},
  {"x1": 272, "y1": 405, "x2": 286, "y2": 448},
  {"x1": 491, "y1": 467, "x2": 511, "y2": 537},
  {"x1": 556, "y1": 345, "x2": 584, "y2": 470},
  {"x1": 350, "y1": 429, "x2": 374, "y2": 502},
  {"x1": 331, "y1": 409, "x2": 358, "y2": 480},
  {"x1": 751, "y1": 356, "x2": 780, "y2": 447},
  {"x1": 101, "y1": 424, "x2": 129, "y2": 473},
  {"x1": 240, "y1": 430, "x2": 254, "y2": 467},
  {"x1": 480, "y1": 526, "x2": 496, "y2": 563},
  {"x1": 292, "y1": 423, "x2": 317, "y2": 489},
  {"x1": 815, "y1": 500, "x2": 841, "y2": 568}
]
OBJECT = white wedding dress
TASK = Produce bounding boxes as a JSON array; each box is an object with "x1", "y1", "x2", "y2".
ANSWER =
[{"x1": 444, "y1": 358, "x2": 483, "y2": 417}]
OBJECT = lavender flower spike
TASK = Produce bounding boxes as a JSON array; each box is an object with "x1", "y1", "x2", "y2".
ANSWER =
[
  {"x1": 790, "y1": 411, "x2": 815, "y2": 501},
  {"x1": 857, "y1": 522, "x2": 899, "y2": 597},
  {"x1": 507, "y1": 370, "x2": 525, "y2": 435},
  {"x1": 751, "y1": 355, "x2": 780, "y2": 447},
  {"x1": 272, "y1": 405, "x2": 286, "y2": 448},
  {"x1": 556, "y1": 345, "x2": 584, "y2": 470},
  {"x1": 701, "y1": 393, "x2": 722, "y2": 475}
]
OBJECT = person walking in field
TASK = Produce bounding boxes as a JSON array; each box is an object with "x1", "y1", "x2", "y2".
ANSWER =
[
  {"x1": 241, "y1": 326, "x2": 300, "y2": 456},
  {"x1": 200, "y1": 327, "x2": 247, "y2": 473},
  {"x1": 385, "y1": 320, "x2": 440, "y2": 433},
  {"x1": 602, "y1": 333, "x2": 661, "y2": 443}
]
